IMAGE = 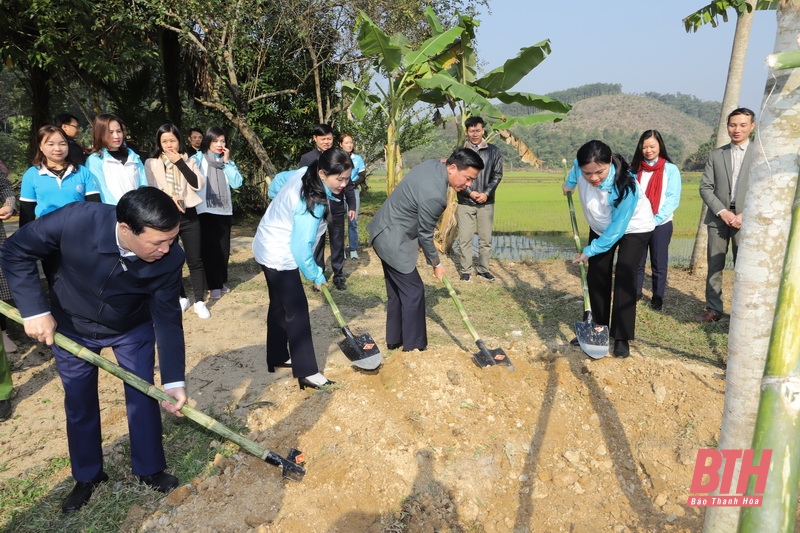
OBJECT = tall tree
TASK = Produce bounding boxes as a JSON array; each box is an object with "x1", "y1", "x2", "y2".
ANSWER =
[
  {"x1": 684, "y1": 0, "x2": 779, "y2": 276},
  {"x1": 699, "y1": 2, "x2": 799, "y2": 531}
]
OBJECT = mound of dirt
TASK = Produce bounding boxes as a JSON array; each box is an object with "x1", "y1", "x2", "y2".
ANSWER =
[{"x1": 1, "y1": 234, "x2": 730, "y2": 532}]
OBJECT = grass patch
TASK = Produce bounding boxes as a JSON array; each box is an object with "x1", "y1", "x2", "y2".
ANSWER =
[{"x1": 0, "y1": 413, "x2": 239, "y2": 533}]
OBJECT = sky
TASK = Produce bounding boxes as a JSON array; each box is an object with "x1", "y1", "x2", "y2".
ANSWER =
[{"x1": 473, "y1": 0, "x2": 777, "y2": 112}]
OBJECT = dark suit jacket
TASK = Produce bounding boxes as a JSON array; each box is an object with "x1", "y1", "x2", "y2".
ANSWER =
[
  {"x1": 0, "y1": 202, "x2": 187, "y2": 383},
  {"x1": 700, "y1": 142, "x2": 755, "y2": 226},
  {"x1": 367, "y1": 159, "x2": 448, "y2": 273}
]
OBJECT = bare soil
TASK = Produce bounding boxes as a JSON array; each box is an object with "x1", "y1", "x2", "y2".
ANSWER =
[{"x1": 1, "y1": 230, "x2": 734, "y2": 533}]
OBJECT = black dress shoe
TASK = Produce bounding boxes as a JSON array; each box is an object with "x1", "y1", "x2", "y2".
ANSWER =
[
  {"x1": 298, "y1": 376, "x2": 335, "y2": 390},
  {"x1": 477, "y1": 271, "x2": 495, "y2": 282},
  {"x1": 138, "y1": 471, "x2": 179, "y2": 493},
  {"x1": 267, "y1": 360, "x2": 292, "y2": 373},
  {"x1": 62, "y1": 472, "x2": 109, "y2": 513},
  {"x1": 613, "y1": 339, "x2": 630, "y2": 359},
  {"x1": 386, "y1": 343, "x2": 402, "y2": 350},
  {"x1": 334, "y1": 279, "x2": 346, "y2": 291},
  {"x1": 0, "y1": 398, "x2": 12, "y2": 422},
  {"x1": 650, "y1": 298, "x2": 663, "y2": 311}
]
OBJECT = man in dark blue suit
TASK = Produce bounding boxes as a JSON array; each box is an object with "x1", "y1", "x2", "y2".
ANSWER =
[{"x1": 0, "y1": 187, "x2": 187, "y2": 513}]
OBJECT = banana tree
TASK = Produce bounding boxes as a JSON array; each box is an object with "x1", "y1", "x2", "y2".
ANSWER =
[
  {"x1": 417, "y1": 11, "x2": 571, "y2": 146},
  {"x1": 342, "y1": 8, "x2": 466, "y2": 193},
  {"x1": 411, "y1": 11, "x2": 571, "y2": 252}
]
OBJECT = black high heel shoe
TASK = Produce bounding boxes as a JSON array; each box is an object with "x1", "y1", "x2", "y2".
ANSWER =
[
  {"x1": 298, "y1": 376, "x2": 335, "y2": 390},
  {"x1": 267, "y1": 360, "x2": 292, "y2": 373}
]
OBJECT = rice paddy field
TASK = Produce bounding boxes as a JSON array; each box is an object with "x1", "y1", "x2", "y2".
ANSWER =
[{"x1": 366, "y1": 170, "x2": 704, "y2": 239}]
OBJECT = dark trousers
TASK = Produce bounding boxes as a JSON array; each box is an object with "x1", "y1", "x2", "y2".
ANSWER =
[
  {"x1": 313, "y1": 198, "x2": 346, "y2": 283},
  {"x1": 380, "y1": 259, "x2": 427, "y2": 351},
  {"x1": 179, "y1": 208, "x2": 206, "y2": 301},
  {"x1": 52, "y1": 322, "x2": 165, "y2": 482},
  {"x1": 636, "y1": 221, "x2": 673, "y2": 304},
  {"x1": 199, "y1": 213, "x2": 232, "y2": 290},
  {"x1": 261, "y1": 266, "x2": 319, "y2": 378},
  {"x1": 587, "y1": 230, "x2": 651, "y2": 341}
]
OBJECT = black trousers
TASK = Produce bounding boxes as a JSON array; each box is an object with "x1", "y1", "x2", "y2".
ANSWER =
[
  {"x1": 198, "y1": 213, "x2": 232, "y2": 290},
  {"x1": 314, "y1": 198, "x2": 346, "y2": 283},
  {"x1": 380, "y1": 259, "x2": 427, "y2": 351},
  {"x1": 179, "y1": 208, "x2": 206, "y2": 301},
  {"x1": 636, "y1": 221, "x2": 673, "y2": 304},
  {"x1": 587, "y1": 230, "x2": 651, "y2": 341},
  {"x1": 261, "y1": 266, "x2": 319, "y2": 378}
]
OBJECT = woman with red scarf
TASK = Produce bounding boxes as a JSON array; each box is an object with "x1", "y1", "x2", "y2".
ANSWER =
[{"x1": 630, "y1": 130, "x2": 682, "y2": 311}]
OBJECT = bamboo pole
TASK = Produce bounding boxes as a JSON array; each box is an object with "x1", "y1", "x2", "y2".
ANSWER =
[
  {"x1": 0, "y1": 301, "x2": 305, "y2": 481},
  {"x1": 767, "y1": 49, "x2": 800, "y2": 70},
  {"x1": 738, "y1": 171, "x2": 800, "y2": 531}
]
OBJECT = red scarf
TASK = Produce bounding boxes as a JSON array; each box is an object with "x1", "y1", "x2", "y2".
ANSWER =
[{"x1": 637, "y1": 158, "x2": 666, "y2": 214}]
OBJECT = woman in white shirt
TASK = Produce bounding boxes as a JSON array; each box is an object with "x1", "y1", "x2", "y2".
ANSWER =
[
  {"x1": 629, "y1": 130, "x2": 682, "y2": 312},
  {"x1": 562, "y1": 140, "x2": 655, "y2": 358}
]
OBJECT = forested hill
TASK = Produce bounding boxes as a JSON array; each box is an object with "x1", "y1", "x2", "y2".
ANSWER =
[
  {"x1": 405, "y1": 90, "x2": 716, "y2": 170},
  {"x1": 542, "y1": 83, "x2": 720, "y2": 128}
]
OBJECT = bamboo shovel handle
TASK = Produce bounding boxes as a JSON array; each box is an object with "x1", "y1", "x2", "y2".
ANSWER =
[
  {"x1": 0, "y1": 301, "x2": 273, "y2": 461},
  {"x1": 320, "y1": 285, "x2": 347, "y2": 329},
  {"x1": 441, "y1": 275, "x2": 481, "y2": 343}
]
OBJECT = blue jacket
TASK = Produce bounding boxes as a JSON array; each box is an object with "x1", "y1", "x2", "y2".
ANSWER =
[
  {"x1": 0, "y1": 202, "x2": 186, "y2": 383},
  {"x1": 86, "y1": 148, "x2": 147, "y2": 205}
]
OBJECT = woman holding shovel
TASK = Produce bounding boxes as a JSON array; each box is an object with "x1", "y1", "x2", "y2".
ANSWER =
[
  {"x1": 252, "y1": 148, "x2": 352, "y2": 390},
  {"x1": 562, "y1": 140, "x2": 655, "y2": 358}
]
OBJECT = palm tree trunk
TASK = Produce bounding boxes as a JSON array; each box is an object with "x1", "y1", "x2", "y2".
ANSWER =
[
  {"x1": 703, "y1": 4, "x2": 798, "y2": 531},
  {"x1": 690, "y1": 0, "x2": 755, "y2": 276}
]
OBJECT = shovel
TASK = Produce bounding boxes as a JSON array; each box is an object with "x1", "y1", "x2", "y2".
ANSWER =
[
  {"x1": 564, "y1": 160, "x2": 609, "y2": 359},
  {"x1": 0, "y1": 301, "x2": 306, "y2": 481},
  {"x1": 320, "y1": 285, "x2": 382, "y2": 370},
  {"x1": 441, "y1": 275, "x2": 513, "y2": 370}
]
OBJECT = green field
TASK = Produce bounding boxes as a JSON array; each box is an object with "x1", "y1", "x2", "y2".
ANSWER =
[{"x1": 365, "y1": 170, "x2": 703, "y2": 239}]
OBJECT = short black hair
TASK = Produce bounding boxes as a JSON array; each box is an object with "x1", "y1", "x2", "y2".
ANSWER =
[
  {"x1": 152, "y1": 123, "x2": 187, "y2": 157},
  {"x1": 311, "y1": 123, "x2": 334, "y2": 137},
  {"x1": 189, "y1": 128, "x2": 204, "y2": 136},
  {"x1": 464, "y1": 116, "x2": 485, "y2": 129},
  {"x1": 446, "y1": 147, "x2": 484, "y2": 171},
  {"x1": 199, "y1": 126, "x2": 226, "y2": 153},
  {"x1": 54, "y1": 113, "x2": 79, "y2": 127},
  {"x1": 116, "y1": 187, "x2": 181, "y2": 235},
  {"x1": 728, "y1": 107, "x2": 755, "y2": 122}
]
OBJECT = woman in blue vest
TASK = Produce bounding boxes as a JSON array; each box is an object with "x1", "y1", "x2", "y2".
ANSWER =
[
  {"x1": 252, "y1": 148, "x2": 352, "y2": 390},
  {"x1": 85, "y1": 114, "x2": 147, "y2": 205},
  {"x1": 629, "y1": 130, "x2": 682, "y2": 311}
]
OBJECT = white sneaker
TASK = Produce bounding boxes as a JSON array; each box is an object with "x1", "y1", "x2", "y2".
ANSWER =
[
  {"x1": 349, "y1": 250, "x2": 359, "y2": 259},
  {"x1": 2, "y1": 332, "x2": 17, "y2": 354},
  {"x1": 179, "y1": 297, "x2": 191, "y2": 313},
  {"x1": 193, "y1": 301, "x2": 211, "y2": 319}
]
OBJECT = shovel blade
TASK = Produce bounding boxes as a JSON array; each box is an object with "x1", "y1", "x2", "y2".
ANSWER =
[
  {"x1": 574, "y1": 320, "x2": 609, "y2": 359},
  {"x1": 265, "y1": 448, "x2": 306, "y2": 481},
  {"x1": 338, "y1": 329, "x2": 383, "y2": 370},
  {"x1": 473, "y1": 340, "x2": 513, "y2": 369}
]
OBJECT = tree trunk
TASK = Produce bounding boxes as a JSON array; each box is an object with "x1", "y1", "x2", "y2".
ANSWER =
[
  {"x1": 690, "y1": 0, "x2": 755, "y2": 276},
  {"x1": 703, "y1": 5, "x2": 797, "y2": 531},
  {"x1": 161, "y1": 29, "x2": 183, "y2": 127},
  {"x1": 385, "y1": 121, "x2": 403, "y2": 194}
]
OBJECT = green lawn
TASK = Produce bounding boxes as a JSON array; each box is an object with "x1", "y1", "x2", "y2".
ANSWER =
[{"x1": 364, "y1": 170, "x2": 703, "y2": 239}]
